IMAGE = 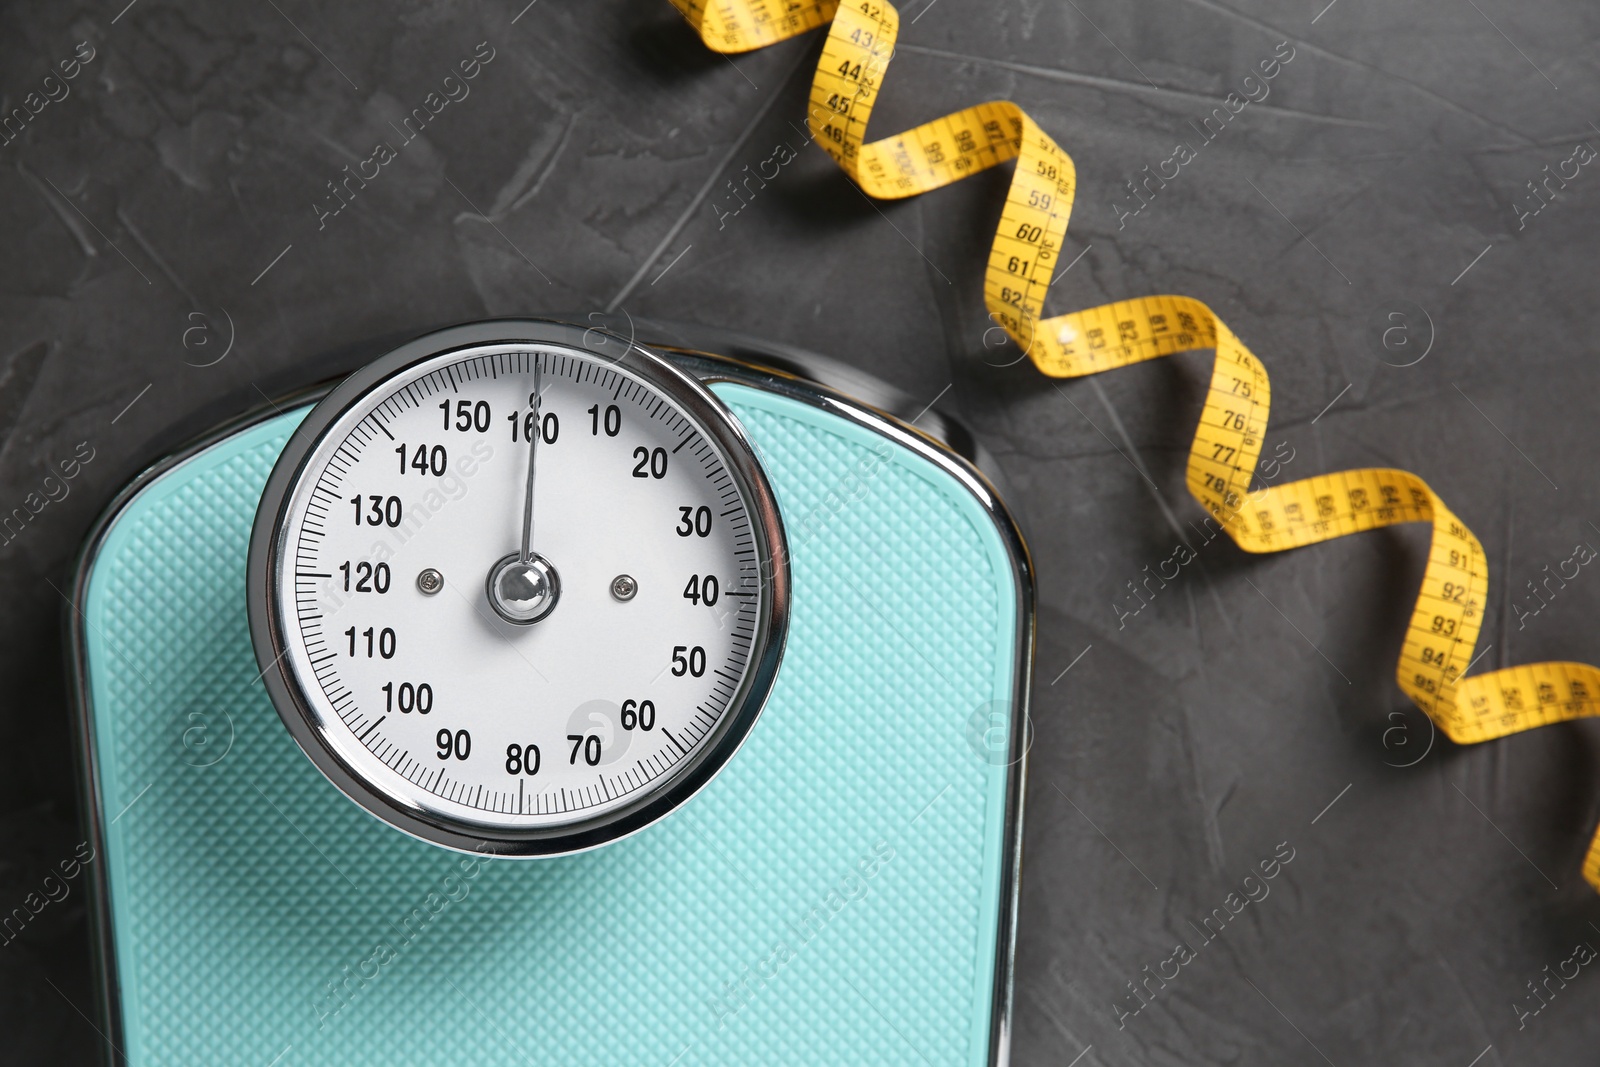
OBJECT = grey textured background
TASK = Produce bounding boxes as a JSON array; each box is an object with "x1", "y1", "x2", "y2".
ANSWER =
[{"x1": 2, "y1": 0, "x2": 1599, "y2": 1063}]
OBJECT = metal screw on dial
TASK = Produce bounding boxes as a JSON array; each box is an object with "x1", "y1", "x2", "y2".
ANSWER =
[
  {"x1": 417, "y1": 568, "x2": 444, "y2": 595},
  {"x1": 611, "y1": 574, "x2": 638, "y2": 601}
]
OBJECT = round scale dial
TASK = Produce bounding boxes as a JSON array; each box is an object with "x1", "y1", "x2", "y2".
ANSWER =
[{"x1": 251, "y1": 323, "x2": 788, "y2": 855}]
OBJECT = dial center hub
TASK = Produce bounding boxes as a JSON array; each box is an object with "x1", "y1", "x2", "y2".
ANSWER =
[{"x1": 486, "y1": 552, "x2": 560, "y2": 624}]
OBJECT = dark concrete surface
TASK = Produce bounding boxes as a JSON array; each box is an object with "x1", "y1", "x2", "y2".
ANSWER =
[{"x1": 2, "y1": 0, "x2": 1599, "y2": 1063}]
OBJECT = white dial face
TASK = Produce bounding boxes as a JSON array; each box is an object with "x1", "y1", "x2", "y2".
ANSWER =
[{"x1": 275, "y1": 343, "x2": 766, "y2": 835}]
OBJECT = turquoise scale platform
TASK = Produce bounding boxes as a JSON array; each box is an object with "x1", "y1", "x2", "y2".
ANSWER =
[{"x1": 77, "y1": 383, "x2": 1023, "y2": 1066}]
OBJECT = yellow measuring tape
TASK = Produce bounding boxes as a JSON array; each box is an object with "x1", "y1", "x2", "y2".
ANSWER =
[{"x1": 669, "y1": 0, "x2": 1600, "y2": 891}]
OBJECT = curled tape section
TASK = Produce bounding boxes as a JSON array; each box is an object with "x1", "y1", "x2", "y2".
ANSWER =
[{"x1": 668, "y1": 0, "x2": 1600, "y2": 892}]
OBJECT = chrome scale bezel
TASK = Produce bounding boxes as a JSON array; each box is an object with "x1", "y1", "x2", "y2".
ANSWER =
[
  {"x1": 248, "y1": 321, "x2": 791, "y2": 857},
  {"x1": 65, "y1": 317, "x2": 1034, "y2": 1067}
]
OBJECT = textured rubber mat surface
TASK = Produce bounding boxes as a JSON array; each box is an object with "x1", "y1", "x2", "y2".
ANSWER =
[{"x1": 80, "y1": 384, "x2": 1021, "y2": 1066}]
